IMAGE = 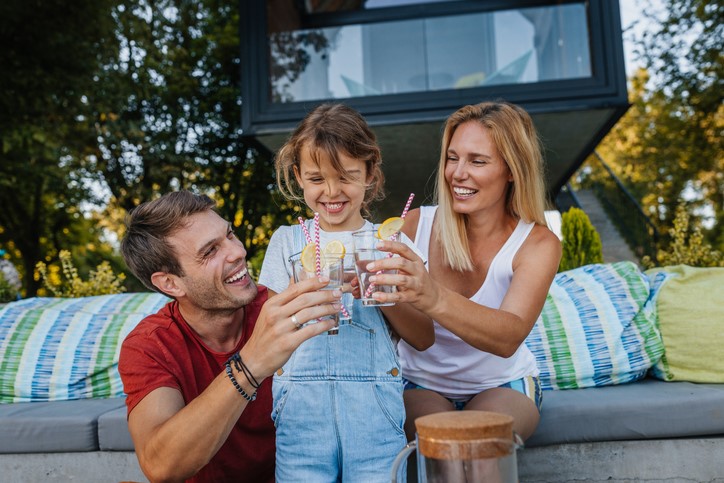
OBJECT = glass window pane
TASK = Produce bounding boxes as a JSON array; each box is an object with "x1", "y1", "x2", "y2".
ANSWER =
[{"x1": 267, "y1": 2, "x2": 592, "y2": 103}]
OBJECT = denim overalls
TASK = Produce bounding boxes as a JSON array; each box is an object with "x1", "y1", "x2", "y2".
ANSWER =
[{"x1": 272, "y1": 226, "x2": 406, "y2": 482}]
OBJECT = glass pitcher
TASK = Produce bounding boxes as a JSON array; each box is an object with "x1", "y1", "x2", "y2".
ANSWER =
[{"x1": 391, "y1": 410, "x2": 523, "y2": 483}]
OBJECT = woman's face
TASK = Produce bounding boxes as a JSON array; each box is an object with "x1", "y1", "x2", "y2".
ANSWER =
[
  {"x1": 294, "y1": 144, "x2": 369, "y2": 232},
  {"x1": 444, "y1": 121, "x2": 512, "y2": 216}
]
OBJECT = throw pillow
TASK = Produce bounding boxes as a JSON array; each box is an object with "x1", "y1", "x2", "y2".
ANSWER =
[
  {"x1": 525, "y1": 261, "x2": 665, "y2": 390},
  {"x1": 647, "y1": 265, "x2": 724, "y2": 383},
  {"x1": 0, "y1": 293, "x2": 169, "y2": 403}
]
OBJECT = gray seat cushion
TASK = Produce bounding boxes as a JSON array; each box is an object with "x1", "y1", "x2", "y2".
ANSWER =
[
  {"x1": 0, "y1": 398, "x2": 126, "y2": 453},
  {"x1": 527, "y1": 378, "x2": 724, "y2": 447},
  {"x1": 98, "y1": 404, "x2": 134, "y2": 451}
]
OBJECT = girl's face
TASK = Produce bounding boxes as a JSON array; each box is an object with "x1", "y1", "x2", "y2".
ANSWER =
[
  {"x1": 444, "y1": 121, "x2": 513, "y2": 216},
  {"x1": 294, "y1": 144, "x2": 369, "y2": 232}
]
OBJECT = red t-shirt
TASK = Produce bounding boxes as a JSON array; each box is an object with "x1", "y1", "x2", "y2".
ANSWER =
[{"x1": 119, "y1": 287, "x2": 274, "y2": 483}]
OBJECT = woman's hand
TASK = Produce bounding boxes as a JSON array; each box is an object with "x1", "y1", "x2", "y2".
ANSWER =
[{"x1": 363, "y1": 240, "x2": 438, "y2": 313}]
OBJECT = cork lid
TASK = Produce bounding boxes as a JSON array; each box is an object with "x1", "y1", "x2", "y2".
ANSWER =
[{"x1": 415, "y1": 411, "x2": 515, "y2": 460}]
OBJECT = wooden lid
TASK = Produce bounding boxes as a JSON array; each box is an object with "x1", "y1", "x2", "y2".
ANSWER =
[{"x1": 415, "y1": 411, "x2": 515, "y2": 460}]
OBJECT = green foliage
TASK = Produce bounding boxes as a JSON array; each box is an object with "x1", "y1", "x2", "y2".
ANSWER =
[
  {"x1": 0, "y1": 0, "x2": 117, "y2": 296},
  {"x1": 643, "y1": 203, "x2": 723, "y2": 269},
  {"x1": 559, "y1": 208, "x2": 604, "y2": 272},
  {"x1": 90, "y1": 0, "x2": 297, "y2": 273},
  {"x1": 0, "y1": 272, "x2": 17, "y2": 303},
  {"x1": 36, "y1": 250, "x2": 126, "y2": 298},
  {"x1": 592, "y1": 0, "x2": 722, "y2": 251}
]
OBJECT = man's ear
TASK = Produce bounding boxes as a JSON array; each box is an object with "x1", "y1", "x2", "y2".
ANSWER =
[{"x1": 150, "y1": 272, "x2": 185, "y2": 298}]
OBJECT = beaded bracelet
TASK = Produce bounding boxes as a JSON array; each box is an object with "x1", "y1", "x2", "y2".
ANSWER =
[
  {"x1": 227, "y1": 353, "x2": 260, "y2": 389},
  {"x1": 225, "y1": 362, "x2": 256, "y2": 402}
]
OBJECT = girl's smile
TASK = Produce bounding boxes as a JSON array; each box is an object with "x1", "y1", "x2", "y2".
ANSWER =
[{"x1": 295, "y1": 145, "x2": 369, "y2": 232}]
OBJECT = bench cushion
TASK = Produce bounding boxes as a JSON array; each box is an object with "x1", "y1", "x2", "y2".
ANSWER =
[
  {"x1": 525, "y1": 261, "x2": 665, "y2": 390},
  {"x1": 98, "y1": 405, "x2": 134, "y2": 451},
  {"x1": 527, "y1": 379, "x2": 724, "y2": 447},
  {"x1": 0, "y1": 398, "x2": 126, "y2": 453},
  {"x1": 647, "y1": 265, "x2": 724, "y2": 383},
  {"x1": 0, "y1": 293, "x2": 169, "y2": 403}
]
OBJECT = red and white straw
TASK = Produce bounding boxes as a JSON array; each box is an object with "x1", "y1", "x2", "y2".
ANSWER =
[
  {"x1": 302, "y1": 214, "x2": 351, "y2": 321},
  {"x1": 298, "y1": 216, "x2": 312, "y2": 244},
  {"x1": 364, "y1": 193, "x2": 415, "y2": 298},
  {"x1": 313, "y1": 213, "x2": 321, "y2": 276}
]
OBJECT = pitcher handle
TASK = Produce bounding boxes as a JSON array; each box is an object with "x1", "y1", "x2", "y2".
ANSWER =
[{"x1": 390, "y1": 440, "x2": 417, "y2": 483}]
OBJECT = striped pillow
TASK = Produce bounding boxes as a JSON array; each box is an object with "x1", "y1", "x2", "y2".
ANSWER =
[
  {"x1": 0, "y1": 293, "x2": 169, "y2": 403},
  {"x1": 525, "y1": 262, "x2": 665, "y2": 390}
]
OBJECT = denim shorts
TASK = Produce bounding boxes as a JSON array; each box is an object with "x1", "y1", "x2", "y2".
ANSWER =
[
  {"x1": 272, "y1": 297, "x2": 406, "y2": 482},
  {"x1": 403, "y1": 375, "x2": 543, "y2": 411}
]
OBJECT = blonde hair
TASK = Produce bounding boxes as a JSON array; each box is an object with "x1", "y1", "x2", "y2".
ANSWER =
[
  {"x1": 275, "y1": 103, "x2": 385, "y2": 217},
  {"x1": 434, "y1": 101, "x2": 547, "y2": 271}
]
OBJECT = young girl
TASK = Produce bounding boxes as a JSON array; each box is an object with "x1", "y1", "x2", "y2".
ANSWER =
[{"x1": 258, "y1": 103, "x2": 433, "y2": 482}]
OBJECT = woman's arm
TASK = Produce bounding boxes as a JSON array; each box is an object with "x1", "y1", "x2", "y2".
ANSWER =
[
  {"x1": 368, "y1": 225, "x2": 561, "y2": 357},
  {"x1": 380, "y1": 303, "x2": 434, "y2": 351}
]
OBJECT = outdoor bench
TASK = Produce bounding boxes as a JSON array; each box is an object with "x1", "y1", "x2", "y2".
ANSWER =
[{"x1": 1, "y1": 262, "x2": 722, "y2": 482}]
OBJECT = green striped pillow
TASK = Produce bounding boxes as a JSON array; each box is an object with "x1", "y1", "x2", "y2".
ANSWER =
[
  {"x1": 525, "y1": 262, "x2": 665, "y2": 390},
  {"x1": 0, "y1": 293, "x2": 169, "y2": 403}
]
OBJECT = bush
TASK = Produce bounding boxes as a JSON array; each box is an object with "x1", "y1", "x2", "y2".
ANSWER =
[
  {"x1": 559, "y1": 207, "x2": 604, "y2": 272},
  {"x1": 643, "y1": 204, "x2": 723, "y2": 269},
  {"x1": 36, "y1": 250, "x2": 127, "y2": 297},
  {"x1": 0, "y1": 271, "x2": 18, "y2": 303},
  {"x1": 0, "y1": 252, "x2": 21, "y2": 302}
]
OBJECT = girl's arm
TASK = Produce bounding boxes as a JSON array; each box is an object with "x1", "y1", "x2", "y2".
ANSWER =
[
  {"x1": 379, "y1": 303, "x2": 434, "y2": 351},
  {"x1": 368, "y1": 225, "x2": 561, "y2": 357}
]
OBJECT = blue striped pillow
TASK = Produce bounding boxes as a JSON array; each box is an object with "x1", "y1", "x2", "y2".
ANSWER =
[
  {"x1": 525, "y1": 262, "x2": 666, "y2": 390},
  {"x1": 0, "y1": 293, "x2": 169, "y2": 403}
]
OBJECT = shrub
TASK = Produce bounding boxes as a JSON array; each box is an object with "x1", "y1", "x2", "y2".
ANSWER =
[
  {"x1": 559, "y1": 207, "x2": 604, "y2": 272},
  {"x1": 0, "y1": 271, "x2": 18, "y2": 303},
  {"x1": 643, "y1": 204, "x2": 722, "y2": 269},
  {"x1": 36, "y1": 250, "x2": 127, "y2": 297},
  {"x1": 0, "y1": 252, "x2": 21, "y2": 302}
]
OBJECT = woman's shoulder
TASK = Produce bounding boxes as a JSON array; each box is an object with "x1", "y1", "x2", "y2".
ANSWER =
[
  {"x1": 517, "y1": 222, "x2": 562, "y2": 264},
  {"x1": 401, "y1": 207, "x2": 422, "y2": 239}
]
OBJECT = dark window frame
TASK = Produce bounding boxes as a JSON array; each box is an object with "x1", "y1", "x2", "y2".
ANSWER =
[{"x1": 240, "y1": 0, "x2": 626, "y2": 134}]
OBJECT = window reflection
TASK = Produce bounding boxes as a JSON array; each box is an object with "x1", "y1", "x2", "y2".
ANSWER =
[{"x1": 267, "y1": 2, "x2": 592, "y2": 103}]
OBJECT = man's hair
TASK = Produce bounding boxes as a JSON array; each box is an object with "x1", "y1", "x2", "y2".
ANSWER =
[{"x1": 121, "y1": 191, "x2": 216, "y2": 292}]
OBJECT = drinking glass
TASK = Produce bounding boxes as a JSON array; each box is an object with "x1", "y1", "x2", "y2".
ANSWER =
[
  {"x1": 289, "y1": 253, "x2": 344, "y2": 334},
  {"x1": 351, "y1": 230, "x2": 396, "y2": 307}
]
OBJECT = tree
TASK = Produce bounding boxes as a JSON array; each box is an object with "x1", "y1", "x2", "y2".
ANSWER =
[
  {"x1": 0, "y1": 0, "x2": 119, "y2": 295},
  {"x1": 592, "y1": 0, "x2": 722, "y2": 251},
  {"x1": 90, "y1": 0, "x2": 297, "y2": 274}
]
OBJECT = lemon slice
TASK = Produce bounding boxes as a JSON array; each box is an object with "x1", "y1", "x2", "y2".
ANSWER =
[
  {"x1": 377, "y1": 217, "x2": 405, "y2": 240},
  {"x1": 323, "y1": 240, "x2": 346, "y2": 259},
  {"x1": 300, "y1": 243, "x2": 321, "y2": 273}
]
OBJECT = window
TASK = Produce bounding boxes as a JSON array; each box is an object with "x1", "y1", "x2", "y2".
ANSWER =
[{"x1": 267, "y1": 2, "x2": 591, "y2": 103}]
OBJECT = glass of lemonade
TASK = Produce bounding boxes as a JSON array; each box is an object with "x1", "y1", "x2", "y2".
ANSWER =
[
  {"x1": 352, "y1": 230, "x2": 396, "y2": 307},
  {"x1": 289, "y1": 253, "x2": 344, "y2": 334}
]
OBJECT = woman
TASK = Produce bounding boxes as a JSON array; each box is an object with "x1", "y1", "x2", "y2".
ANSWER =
[{"x1": 366, "y1": 101, "x2": 561, "y2": 441}]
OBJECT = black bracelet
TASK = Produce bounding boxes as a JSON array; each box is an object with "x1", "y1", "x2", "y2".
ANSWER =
[
  {"x1": 227, "y1": 353, "x2": 260, "y2": 389},
  {"x1": 225, "y1": 362, "x2": 256, "y2": 402}
]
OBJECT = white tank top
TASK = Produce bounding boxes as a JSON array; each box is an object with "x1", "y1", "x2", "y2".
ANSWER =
[{"x1": 398, "y1": 206, "x2": 539, "y2": 400}]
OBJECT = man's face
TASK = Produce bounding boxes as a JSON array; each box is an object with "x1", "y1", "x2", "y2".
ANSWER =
[{"x1": 167, "y1": 210, "x2": 257, "y2": 312}]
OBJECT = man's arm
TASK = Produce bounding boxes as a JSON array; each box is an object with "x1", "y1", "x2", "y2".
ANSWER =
[{"x1": 128, "y1": 277, "x2": 341, "y2": 482}]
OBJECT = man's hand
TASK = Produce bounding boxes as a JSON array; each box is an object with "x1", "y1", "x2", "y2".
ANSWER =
[{"x1": 241, "y1": 276, "x2": 341, "y2": 381}]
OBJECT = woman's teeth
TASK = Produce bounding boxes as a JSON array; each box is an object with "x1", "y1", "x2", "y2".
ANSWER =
[
  {"x1": 225, "y1": 268, "x2": 247, "y2": 284},
  {"x1": 454, "y1": 187, "x2": 477, "y2": 196}
]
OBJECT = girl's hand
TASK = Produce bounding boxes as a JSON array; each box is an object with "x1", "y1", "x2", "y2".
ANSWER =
[
  {"x1": 349, "y1": 275, "x2": 362, "y2": 299},
  {"x1": 364, "y1": 240, "x2": 438, "y2": 313}
]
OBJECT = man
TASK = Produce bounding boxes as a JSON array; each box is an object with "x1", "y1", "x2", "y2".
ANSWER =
[{"x1": 119, "y1": 191, "x2": 340, "y2": 482}]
